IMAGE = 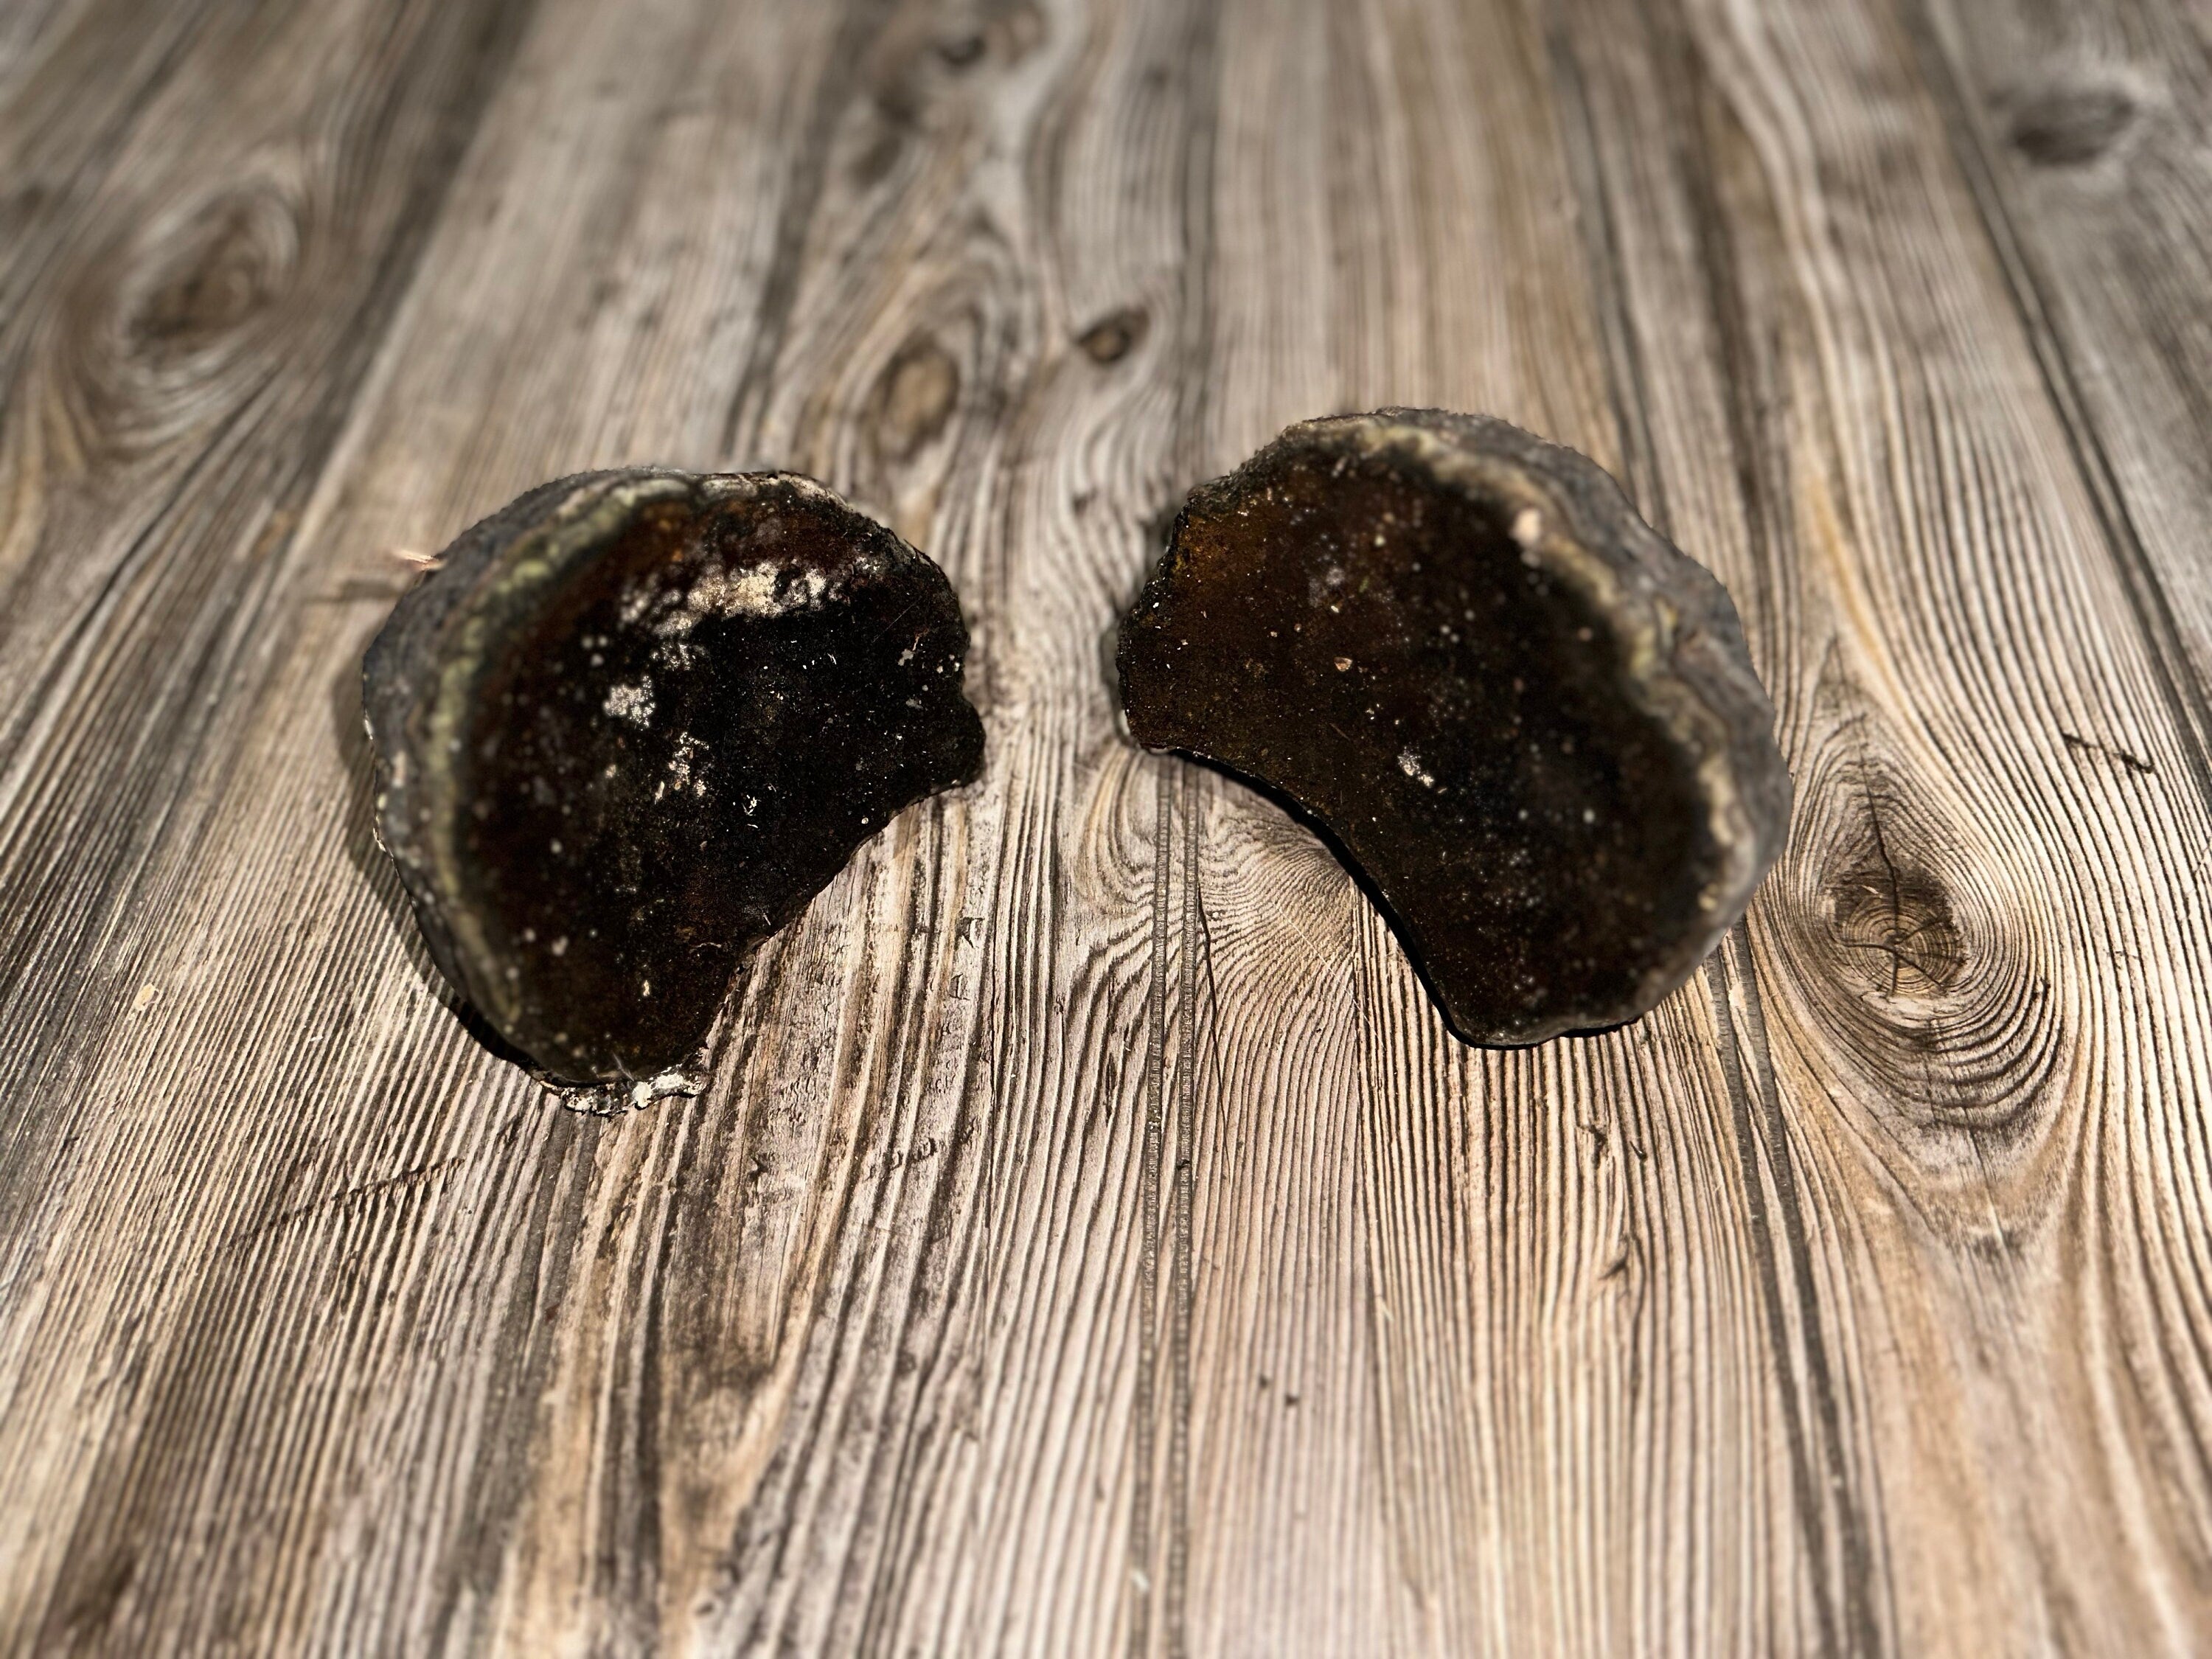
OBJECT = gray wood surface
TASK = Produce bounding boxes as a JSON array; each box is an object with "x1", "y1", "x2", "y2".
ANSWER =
[{"x1": 2, "y1": 0, "x2": 2208, "y2": 1652}]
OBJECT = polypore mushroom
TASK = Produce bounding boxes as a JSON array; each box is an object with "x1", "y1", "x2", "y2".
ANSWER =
[
  {"x1": 1116, "y1": 408, "x2": 1790, "y2": 1043},
  {"x1": 363, "y1": 469, "x2": 984, "y2": 1086}
]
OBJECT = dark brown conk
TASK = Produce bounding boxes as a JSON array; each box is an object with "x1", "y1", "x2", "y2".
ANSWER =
[
  {"x1": 364, "y1": 470, "x2": 984, "y2": 1086},
  {"x1": 1117, "y1": 409, "x2": 1791, "y2": 1044}
]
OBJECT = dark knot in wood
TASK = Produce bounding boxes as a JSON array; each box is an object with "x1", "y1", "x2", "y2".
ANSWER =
[{"x1": 2006, "y1": 80, "x2": 2137, "y2": 168}]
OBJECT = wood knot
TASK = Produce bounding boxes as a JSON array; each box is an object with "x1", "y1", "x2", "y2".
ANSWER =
[
  {"x1": 936, "y1": 33, "x2": 987, "y2": 69},
  {"x1": 872, "y1": 337, "x2": 960, "y2": 462},
  {"x1": 1077, "y1": 307, "x2": 1149, "y2": 365},
  {"x1": 2006, "y1": 80, "x2": 2136, "y2": 167},
  {"x1": 928, "y1": 4, "x2": 1046, "y2": 74},
  {"x1": 1, "y1": 184, "x2": 49, "y2": 244},
  {"x1": 126, "y1": 185, "x2": 298, "y2": 360},
  {"x1": 1826, "y1": 856, "x2": 1965, "y2": 997},
  {"x1": 1772, "y1": 727, "x2": 2064, "y2": 1141}
]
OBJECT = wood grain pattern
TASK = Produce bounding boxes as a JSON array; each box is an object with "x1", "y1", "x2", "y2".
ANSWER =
[
  {"x1": 1, "y1": 0, "x2": 2208, "y2": 1653},
  {"x1": 1916, "y1": 0, "x2": 2212, "y2": 748}
]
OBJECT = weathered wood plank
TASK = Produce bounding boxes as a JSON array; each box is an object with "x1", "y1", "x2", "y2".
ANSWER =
[
  {"x1": 1556, "y1": 0, "x2": 2212, "y2": 1652},
  {"x1": 0, "y1": 0, "x2": 542, "y2": 1641},
  {"x1": 0, "y1": 0, "x2": 540, "y2": 1105},
  {"x1": 1, "y1": 0, "x2": 2210, "y2": 1653},
  {"x1": 0, "y1": 0, "x2": 212, "y2": 209},
  {"x1": 702, "y1": 3, "x2": 1214, "y2": 1649},
  {"x1": 1178, "y1": 4, "x2": 1797, "y2": 1655},
  {"x1": 1916, "y1": 0, "x2": 2212, "y2": 754},
  {"x1": 6, "y1": 0, "x2": 1046, "y2": 1650}
]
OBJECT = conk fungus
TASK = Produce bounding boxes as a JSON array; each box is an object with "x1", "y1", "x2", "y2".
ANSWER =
[
  {"x1": 364, "y1": 469, "x2": 984, "y2": 1087},
  {"x1": 1116, "y1": 408, "x2": 1791, "y2": 1044}
]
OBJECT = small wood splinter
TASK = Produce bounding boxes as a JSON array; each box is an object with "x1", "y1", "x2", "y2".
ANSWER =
[
  {"x1": 1117, "y1": 408, "x2": 1792, "y2": 1044},
  {"x1": 364, "y1": 469, "x2": 984, "y2": 1086}
]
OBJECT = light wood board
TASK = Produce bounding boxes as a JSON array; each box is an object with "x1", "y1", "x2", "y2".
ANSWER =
[{"x1": 1, "y1": 0, "x2": 2208, "y2": 1652}]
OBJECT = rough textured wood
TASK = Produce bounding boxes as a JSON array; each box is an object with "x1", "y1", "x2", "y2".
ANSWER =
[
  {"x1": 1, "y1": 0, "x2": 2208, "y2": 1654},
  {"x1": 1916, "y1": 0, "x2": 2212, "y2": 750}
]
